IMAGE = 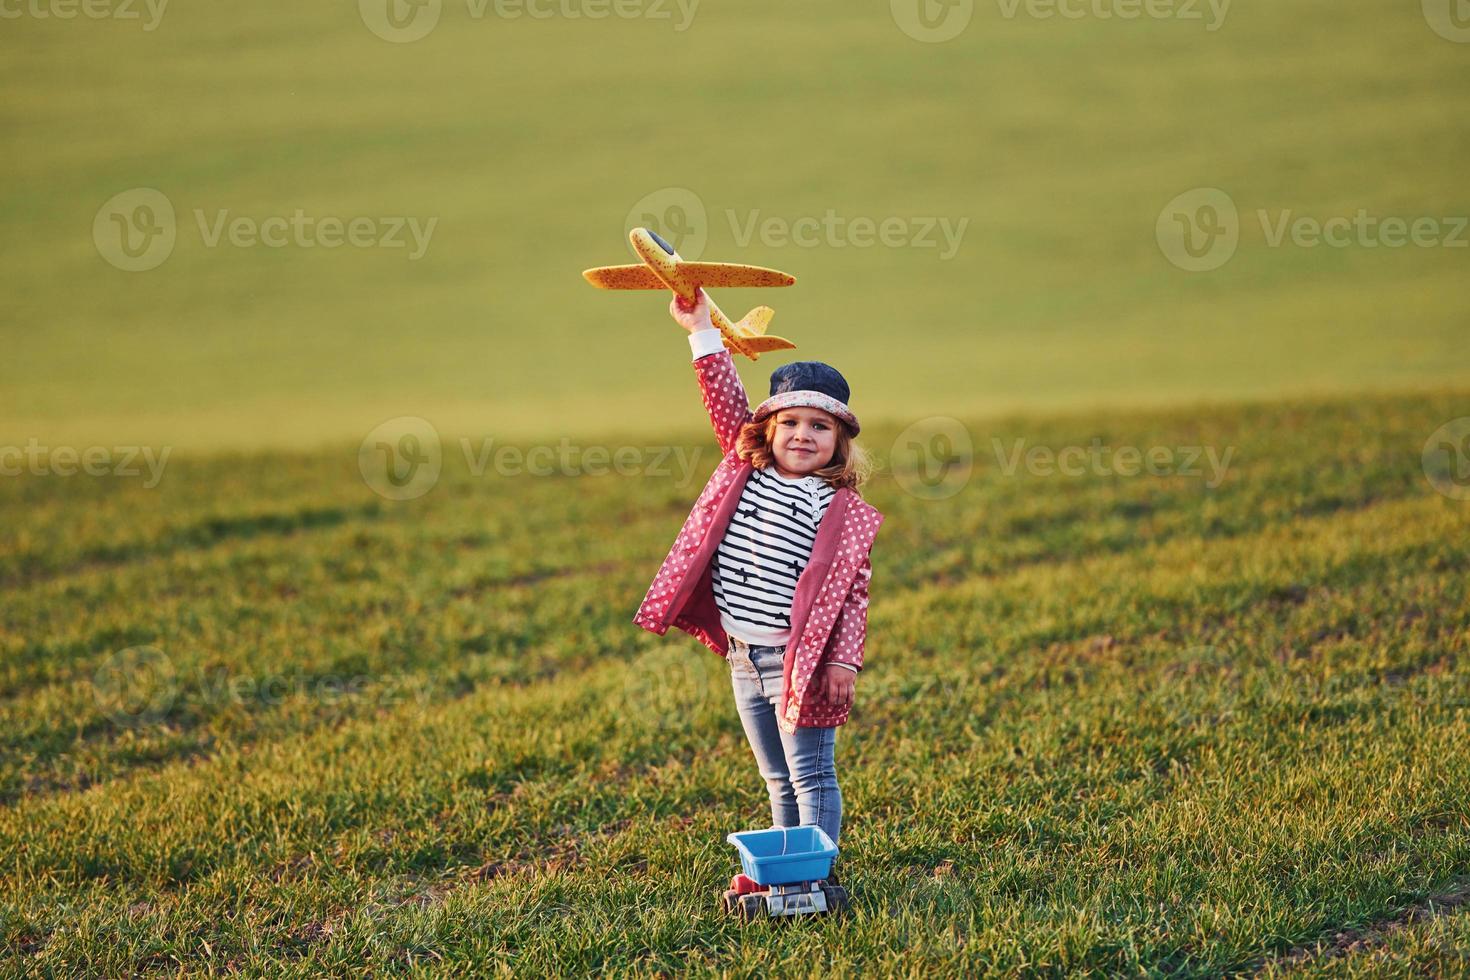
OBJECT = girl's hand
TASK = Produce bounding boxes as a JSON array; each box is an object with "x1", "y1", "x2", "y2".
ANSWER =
[
  {"x1": 816, "y1": 664, "x2": 856, "y2": 708},
  {"x1": 669, "y1": 288, "x2": 714, "y2": 334}
]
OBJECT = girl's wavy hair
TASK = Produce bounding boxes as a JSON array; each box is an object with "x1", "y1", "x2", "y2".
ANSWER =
[{"x1": 734, "y1": 408, "x2": 874, "y2": 492}]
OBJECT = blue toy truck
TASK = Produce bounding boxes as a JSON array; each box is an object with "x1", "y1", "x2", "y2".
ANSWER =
[{"x1": 720, "y1": 825, "x2": 849, "y2": 920}]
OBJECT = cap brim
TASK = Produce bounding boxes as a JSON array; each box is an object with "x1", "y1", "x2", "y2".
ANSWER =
[{"x1": 751, "y1": 390, "x2": 860, "y2": 435}]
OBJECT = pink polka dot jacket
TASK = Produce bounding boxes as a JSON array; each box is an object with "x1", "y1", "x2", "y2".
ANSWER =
[{"x1": 632, "y1": 345, "x2": 885, "y2": 733}]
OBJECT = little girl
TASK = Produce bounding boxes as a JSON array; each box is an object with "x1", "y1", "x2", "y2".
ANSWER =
[{"x1": 631, "y1": 288, "x2": 885, "y2": 884}]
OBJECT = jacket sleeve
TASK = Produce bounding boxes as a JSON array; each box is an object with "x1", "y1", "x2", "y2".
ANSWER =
[
  {"x1": 823, "y1": 554, "x2": 872, "y2": 673},
  {"x1": 690, "y1": 329, "x2": 752, "y2": 456}
]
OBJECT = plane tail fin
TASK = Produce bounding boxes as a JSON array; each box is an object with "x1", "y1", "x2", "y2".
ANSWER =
[
  {"x1": 729, "y1": 308, "x2": 797, "y2": 359},
  {"x1": 736, "y1": 306, "x2": 775, "y2": 336},
  {"x1": 737, "y1": 334, "x2": 797, "y2": 358}
]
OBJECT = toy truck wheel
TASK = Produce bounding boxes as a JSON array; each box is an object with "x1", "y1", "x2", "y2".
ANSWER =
[
  {"x1": 736, "y1": 894, "x2": 766, "y2": 920},
  {"x1": 720, "y1": 889, "x2": 740, "y2": 914},
  {"x1": 820, "y1": 883, "x2": 850, "y2": 912}
]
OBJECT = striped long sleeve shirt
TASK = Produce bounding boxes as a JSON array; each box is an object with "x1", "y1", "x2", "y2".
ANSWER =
[{"x1": 711, "y1": 464, "x2": 836, "y2": 649}]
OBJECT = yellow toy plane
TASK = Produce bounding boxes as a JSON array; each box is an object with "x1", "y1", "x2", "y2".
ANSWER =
[{"x1": 583, "y1": 227, "x2": 798, "y2": 361}]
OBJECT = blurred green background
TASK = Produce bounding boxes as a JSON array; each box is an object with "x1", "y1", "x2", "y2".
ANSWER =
[
  {"x1": 5, "y1": 3, "x2": 1470, "y2": 972},
  {"x1": 2, "y1": 0, "x2": 1466, "y2": 451}
]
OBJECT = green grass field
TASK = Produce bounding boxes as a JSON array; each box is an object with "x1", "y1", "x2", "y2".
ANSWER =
[
  {"x1": 4, "y1": 0, "x2": 1470, "y2": 974},
  {"x1": 4, "y1": 388, "x2": 1469, "y2": 973}
]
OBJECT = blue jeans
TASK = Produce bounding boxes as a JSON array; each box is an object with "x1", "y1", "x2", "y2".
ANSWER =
[{"x1": 727, "y1": 636, "x2": 842, "y2": 847}]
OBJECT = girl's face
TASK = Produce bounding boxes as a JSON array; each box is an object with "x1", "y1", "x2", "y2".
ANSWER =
[{"x1": 770, "y1": 407, "x2": 839, "y2": 478}]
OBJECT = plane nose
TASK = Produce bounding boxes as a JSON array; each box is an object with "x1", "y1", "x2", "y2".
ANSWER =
[{"x1": 646, "y1": 228, "x2": 677, "y2": 256}]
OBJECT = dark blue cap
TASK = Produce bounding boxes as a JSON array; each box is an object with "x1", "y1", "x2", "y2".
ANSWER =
[{"x1": 768, "y1": 360, "x2": 851, "y2": 405}]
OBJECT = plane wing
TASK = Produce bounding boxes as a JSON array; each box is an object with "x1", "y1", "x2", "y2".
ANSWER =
[
  {"x1": 582, "y1": 261, "x2": 796, "y2": 291},
  {"x1": 677, "y1": 263, "x2": 796, "y2": 289},
  {"x1": 582, "y1": 264, "x2": 663, "y2": 289}
]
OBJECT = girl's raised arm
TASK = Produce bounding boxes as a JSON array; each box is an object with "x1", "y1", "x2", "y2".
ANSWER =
[{"x1": 671, "y1": 291, "x2": 752, "y2": 456}]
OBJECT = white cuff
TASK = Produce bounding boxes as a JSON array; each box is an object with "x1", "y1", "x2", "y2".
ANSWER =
[
  {"x1": 826, "y1": 662, "x2": 859, "y2": 673},
  {"x1": 689, "y1": 327, "x2": 725, "y2": 360}
]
